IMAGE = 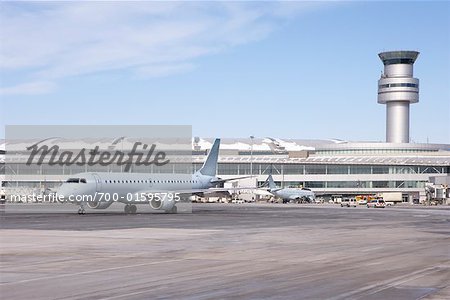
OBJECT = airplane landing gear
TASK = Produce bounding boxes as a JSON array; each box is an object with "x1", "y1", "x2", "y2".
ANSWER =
[
  {"x1": 78, "y1": 206, "x2": 86, "y2": 215},
  {"x1": 165, "y1": 205, "x2": 177, "y2": 214},
  {"x1": 124, "y1": 204, "x2": 137, "y2": 214}
]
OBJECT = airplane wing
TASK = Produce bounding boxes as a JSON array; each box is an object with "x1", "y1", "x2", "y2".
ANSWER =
[
  {"x1": 253, "y1": 189, "x2": 273, "y2": 196},
  {"x1": 133, "y1": 187, "x2": 255, "y2": 199},
  {"x1": 288, "y1": 192, "x2": 312, "y2": 200},
  {"x1": 210, "y1": 175, "x2": 254, "y2": 185}
]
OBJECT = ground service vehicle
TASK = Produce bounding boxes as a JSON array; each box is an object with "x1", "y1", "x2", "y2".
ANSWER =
[{"x1": 367, "y1": 199, "x2": 386, "y2": 208}]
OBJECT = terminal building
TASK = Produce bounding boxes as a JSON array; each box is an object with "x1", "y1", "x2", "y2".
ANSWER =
[
  {"x1": 0, "y1": 51, "x2": 449, "y2": 203},
  {"x1": 0, "y1": 137, "x2": 449, "y2": 203}
]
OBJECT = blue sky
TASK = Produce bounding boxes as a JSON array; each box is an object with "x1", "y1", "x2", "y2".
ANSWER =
[{"x1": 1, "y1": 1, "x2": 449, "y2": 143}]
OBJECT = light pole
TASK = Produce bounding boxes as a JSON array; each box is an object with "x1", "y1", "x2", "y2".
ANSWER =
[
  {"x1": 250, "y1": 135, "x2": 255, "y2": 203},
  {"x1": 250, "y1": 136, "x2": 255, "y2": 176}
]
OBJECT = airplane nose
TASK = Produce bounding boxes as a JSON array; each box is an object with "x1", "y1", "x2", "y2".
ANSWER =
[
  {"x1": 55, "y1": 190, "x2": 66, "y2": 202},
  {"x1": 56, "y1": 186, "x2": 70, "y2": 202}
]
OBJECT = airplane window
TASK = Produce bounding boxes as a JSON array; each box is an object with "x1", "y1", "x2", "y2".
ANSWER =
[{"x1": 66, "y1": 178, "x2": 79, "y2": 183}]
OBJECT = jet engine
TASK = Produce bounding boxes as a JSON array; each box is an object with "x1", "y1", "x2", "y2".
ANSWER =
[
  {"x1": 149, "y1": 198, "x2": 176, "y2": 212},
  {"x1": 87, "y1": 200, "x2": 114, "y2": 209}
]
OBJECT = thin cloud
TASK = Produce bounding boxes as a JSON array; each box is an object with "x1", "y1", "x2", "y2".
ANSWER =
[
  {"x1": 135, "y1": 63, "x2": 195, "y2": 78},
  {"x1": 0, "y1": 81, "x2": 56, "y2": 96},
  {"x1": 0, "y1": 2, "x2": 326, "y2": 96}
]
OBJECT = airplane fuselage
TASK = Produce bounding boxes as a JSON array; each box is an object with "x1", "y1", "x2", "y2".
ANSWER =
[
  {"x1": 272, "y1": 188, "x2": 315, "y2": 202},
  {"x1": 57, "y1": 172, "x2": 217, "y2": 210}
]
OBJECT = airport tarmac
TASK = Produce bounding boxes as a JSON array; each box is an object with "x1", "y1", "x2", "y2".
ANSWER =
[{"x1": 1, "y1": 203, "x2": 449, "y2": 299}]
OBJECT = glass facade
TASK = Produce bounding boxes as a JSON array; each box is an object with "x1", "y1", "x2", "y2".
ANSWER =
[
  {"x1": 258, "y1": 180, "x2": 426, "y2": 189},
  {"x1": 2, "y1": 159, "x2": 442, "y2": 193},
  {"x1": 383, "y1": 58, "x2": 415, "y2": 65},
  {"x1": 4, "y1": 163, "x2": 448, "y2": 176},
  {"x1": 305, "y1": 165, "x2": 327, "y2": 175},
  {"x1": 327, "y1": 165, "x2": 349, "y2": 174},
  {"x1": 379, "y1": 83, "x2": 418, "y2": 88},
  {"x1": 316, "y1": 149, "x2": 436, "y2": 155}
]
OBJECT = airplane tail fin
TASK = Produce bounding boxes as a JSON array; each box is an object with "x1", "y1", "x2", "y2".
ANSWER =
[
  {"x1": 267, "y1": 174, "x2": 277, "y2": 190},
  {"x1": 198, "y1": 138, "x2": 220, "y2": 176}
]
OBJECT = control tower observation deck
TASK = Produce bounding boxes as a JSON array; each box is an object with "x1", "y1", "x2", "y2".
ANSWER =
[{"x1": 378, "y1": 51, "x2": 419, "y2": 143}]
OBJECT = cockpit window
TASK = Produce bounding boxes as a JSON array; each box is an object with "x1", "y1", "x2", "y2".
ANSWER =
[{"x1": 66, "y1": 178, "x2": 87, "y2": 183}]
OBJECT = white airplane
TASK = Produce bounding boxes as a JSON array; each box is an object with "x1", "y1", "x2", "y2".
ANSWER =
[
  {"x1": 264, "y1": 174, "x2": 315, "y2": 204},
  {"x1": 57, "y1": 138, "x2": 243, "y2": 214}
]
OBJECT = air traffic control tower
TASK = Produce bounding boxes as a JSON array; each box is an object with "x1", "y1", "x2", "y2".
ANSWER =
[{"x1": 378, "y1": 51, "x2": 419, "y2": 143}]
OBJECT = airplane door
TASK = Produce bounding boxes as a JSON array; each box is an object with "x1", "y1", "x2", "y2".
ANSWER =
[
  {"x1": 148, "y1": 178, "x2": 153, "y2": 188},
  {"x1": 92, "y1": 173, "x2": 102, "y2": 192}
]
